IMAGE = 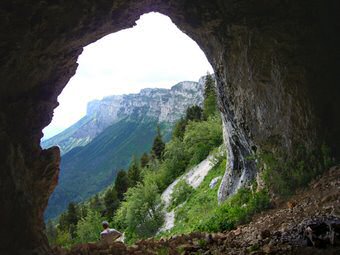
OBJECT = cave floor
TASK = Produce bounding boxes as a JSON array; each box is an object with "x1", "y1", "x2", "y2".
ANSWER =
[{"x1": 53, "y1": 166, "x2": 340, "y2": 255}]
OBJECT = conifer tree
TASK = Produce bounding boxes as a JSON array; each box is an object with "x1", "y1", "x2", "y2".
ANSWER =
[
  {"x1": 203, "y1": 73, "x2": 218, "y2": 119},
  {"x1": 140, "y1": 152, "x2": 150, "y2": 168},
  {"x1": 58, "y1": 212, "x2": 68, "y2": 232},
  {"x1": 185, "y1": 105, "x2": 203, "y2": 121},
  {"x1": 127, "y1": 156, "x2": 141, "y2": 187},
  {"x1": 104, "y1": 187, "x2": 120, "y2": 219},
  {"x1": 115, "y1": 170, "x2": 129, "y2": 201},
  {"x1": 173, "y1": 118, "x2": 187, "y2": 140},
  {"x1": 89, "y1": 194, "x2": 103, "y2": 212},
  {"x1": 151, "y1": 125, "x2": 165, "y2": 160},
  {"x1": 66, "y1": 202, "x2": 80, "y2": 238}
]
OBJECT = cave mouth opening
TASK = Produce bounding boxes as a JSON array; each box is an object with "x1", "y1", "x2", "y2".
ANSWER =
[{"x1": 42, "y1": 11, "x2": 213, "y2": 229}]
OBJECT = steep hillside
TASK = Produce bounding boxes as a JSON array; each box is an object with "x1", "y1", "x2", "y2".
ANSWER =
[
  {"x1": 44, "y1": 79, "x2": 207, "y2": 219},
  {"x1": 45, "y1": 117, "x2": 168, "y2": 219},
  {"x1": 53, "y1": 166, "x2": 340, "y2": 255},
  {"x1": 42, "y1": 80, "x2": 204, "y2": 155}
]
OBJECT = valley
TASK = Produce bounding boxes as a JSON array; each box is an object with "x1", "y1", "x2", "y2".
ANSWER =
[{"x1": 44, "y1": 78, "x2": 206, "y2": 219}]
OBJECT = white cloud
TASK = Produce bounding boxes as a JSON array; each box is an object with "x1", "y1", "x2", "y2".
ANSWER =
[{"x1": 43, "y1": 12, "x2": 213, "y2": 139}]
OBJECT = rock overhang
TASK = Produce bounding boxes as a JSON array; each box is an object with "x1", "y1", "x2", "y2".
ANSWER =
[{"x1": 0, "y1": 0, "x2": 339, "y2": 254}]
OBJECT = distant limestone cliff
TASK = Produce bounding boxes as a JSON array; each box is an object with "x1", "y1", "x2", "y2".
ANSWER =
[{"x1": 42, "y1": 79, "x2": 205, "y2": 155}]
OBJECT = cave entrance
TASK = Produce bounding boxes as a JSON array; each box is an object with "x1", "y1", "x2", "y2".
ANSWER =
[
  {"x1": 2, "y1": 1, "x2": 338, "y2": 254},
  {"x1": 42, "y1": 11, "x2": 213, "y2": 227}
]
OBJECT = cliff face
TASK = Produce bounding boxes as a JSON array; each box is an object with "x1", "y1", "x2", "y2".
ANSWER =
[
  {"x1": 0, "y1": 0, "x2": 339, "y2": 254},
  {"x1": 42, "y1": 80, "x2": 203, "y2": 155}
]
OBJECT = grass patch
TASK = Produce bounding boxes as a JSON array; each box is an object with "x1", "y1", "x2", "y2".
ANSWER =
[
  {"x1": 254, "y1": 144, "x2": 333, "y2": 196},
  {"x1": 168, "y1": 180, "x2": 194, "y2": 211},
  {"x1": 159, "y1": 159, "x2": 226, "y2": 237},
  {"x1": 197, "y1": 188, "x2": 270, "y2": 232}
]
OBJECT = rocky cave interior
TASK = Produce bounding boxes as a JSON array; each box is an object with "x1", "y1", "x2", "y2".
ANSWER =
[{"x1": 0, "y1": 0, "x2": 339, "y2": 254}]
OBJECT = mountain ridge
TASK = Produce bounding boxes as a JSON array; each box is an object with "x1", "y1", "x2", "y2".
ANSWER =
[{"x1": 42, "y1": 79, "x2": 205, "y2": 155}]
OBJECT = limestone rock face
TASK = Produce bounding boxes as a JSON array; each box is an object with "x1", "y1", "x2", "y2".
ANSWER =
[
  {"x1": 42, "y1": 80, "x2": 203, "y2": 154},
  {"x1": 0, "y1": 0, "x2": 339, "y2": 254}
]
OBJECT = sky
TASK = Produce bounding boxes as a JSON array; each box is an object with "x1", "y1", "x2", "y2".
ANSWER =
[{"x1": 42, "y1": 12, "x2": 213, "y2": 139}]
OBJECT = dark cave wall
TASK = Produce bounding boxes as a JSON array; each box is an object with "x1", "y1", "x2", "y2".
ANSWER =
[{"x1": 0, "y1": 0, "x2": 339, "y2": 254}]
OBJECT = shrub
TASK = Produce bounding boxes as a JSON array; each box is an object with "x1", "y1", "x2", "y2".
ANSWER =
[
  {"x1": 197, "y1": 188, "x2": 270, "y2": 232},
  {"x1": 168, "y1": 180, "x2": 194, "y2": 211},
  {"x1": 76, "y1": 210, "x2": 104, "y2": 243},
  {"x1": 114, "y1": 179, "x2": 164, "y2": 243},
  {"x1": 183, "y1": 116, "x2": 223, "y2": 166}
]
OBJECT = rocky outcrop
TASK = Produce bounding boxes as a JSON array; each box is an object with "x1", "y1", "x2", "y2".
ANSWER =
[
  {"x1": 42, "y1": 80, "x2": 204, "y2": 154},
  {"x1": 0, "y1": 0, "x2": 339, "y2": 253}
]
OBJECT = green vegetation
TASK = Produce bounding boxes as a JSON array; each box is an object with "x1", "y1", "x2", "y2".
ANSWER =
[
  {"x1": 197, "y1": 188, "x2": 270, "y2": 232},
  {"x1": 252, "y1": 143, "x2": 333, "y2": 196},
  {"x1": 113, "y1": 113, "x2": 222, "y2": 243},
  {"x1": 161, "y1": 159, "x2": 226, "y2": 237},
  {"x1": 203, "y1": 73, "x2": 217, "y2": 120},
  {"x1": 158, "y1": 157, "x2": 270, "y2": 237},
  {"x1": 151, "y1": 125, "x2": 166, "y2": 160},
  {"x1": 168, "y1": 180, "x2": 194, "y2": 211},
  {"x1": 183, "y1": 116, "x2": 222, "y2": 166},
  {"x1": 127, "y1": 156, "x2": 141, "y2": 188},
  {"x1": 46, "y1": 75, "x2": 223, "y2": 246},
  {"x1": 114, "y1": 181, "x2": 164, "y2": 242},
  {"x1": 103, "y1": 188, "x2": 119, "y2": 219},
  {"x1": 115, "y1": 170, "x2": 129, "y2": 201},
  {"x1": 46, "y1": 118, "x2": 172, "y2": 219},
  {"x1": 76, "y1": 211, "x2": 104, "y2": 244}
]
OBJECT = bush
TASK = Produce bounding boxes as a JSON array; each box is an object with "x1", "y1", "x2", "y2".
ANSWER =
[
  {"x1": 168, "y1": 180, "x2": 194, "y2": 211},
  {"x1": 76, "y1": 210, "x2": 104, "y2": 243},
  {"x1": 114, "y1": 179, "x2": 164, "y2": 243},
  {"x1": 197, "y1": 188, "x2": 270, "y2": 232},
  {"x1": 183, "y1": 116, "x2": 223, "y2": 166},
  {"x1": 161, "y1": 138, "x2": 189, "y2": 187}
]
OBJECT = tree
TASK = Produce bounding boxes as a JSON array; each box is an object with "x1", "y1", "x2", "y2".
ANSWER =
[
  {"x1": 104, "y1": 187, "x2": 120, "y2": 219},
  {"x1": 173, "y1": 118, "x2": 187, "y2": 140},
  {"x1": 79, "y1": 204, "x2": 88, "y2": 219},
  {"x1": 76, "y1": 210, "x2": 104, "y2": 243},
  {"x1": 116, "y1": 181, "x2": 164, "y2": 242},
  {"x1": 66, "y1": 202, "x2": 80, "y2": 238},
  {"x1": 173, "y1": 106, "x2": 203, "y2": 140},
  {"x1": 151, "y1": 125, "x2": 165, "y2": 160},
  {"x1": 89, "y1": 194, "x2": 104, "y2": 212},
  {"x1": 185, "y1": 105, "x2": 203, "y2": 121},
  {"x1": 203, "y1": 73, "x2": 218, "y2": 119},
  {"x1": 58, "y1": 212, "x2": 69, "y2": 232},
  {"x1": 115, "y1": 170, "x2": 129, "y2": 201},
  {"x1": 183, "y1": 116, "x2": 223, "y2": 166},
  {"x1": 140, "y1": 152, "x2": 150, "y2": 168},
  {"x1": 162, "y1": 138, "x2": 189, "y2": 185},
  {"x1": 127, "y1": 156, "x2": 141, "y2": 188},
  {"x1": 55, "y1": 229, "x2": 72, "y2": 247}
]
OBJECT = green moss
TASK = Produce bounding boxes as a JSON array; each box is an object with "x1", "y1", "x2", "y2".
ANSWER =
[{"x1": 254, "y1": 143, "x2": 333, "y2": 196}]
